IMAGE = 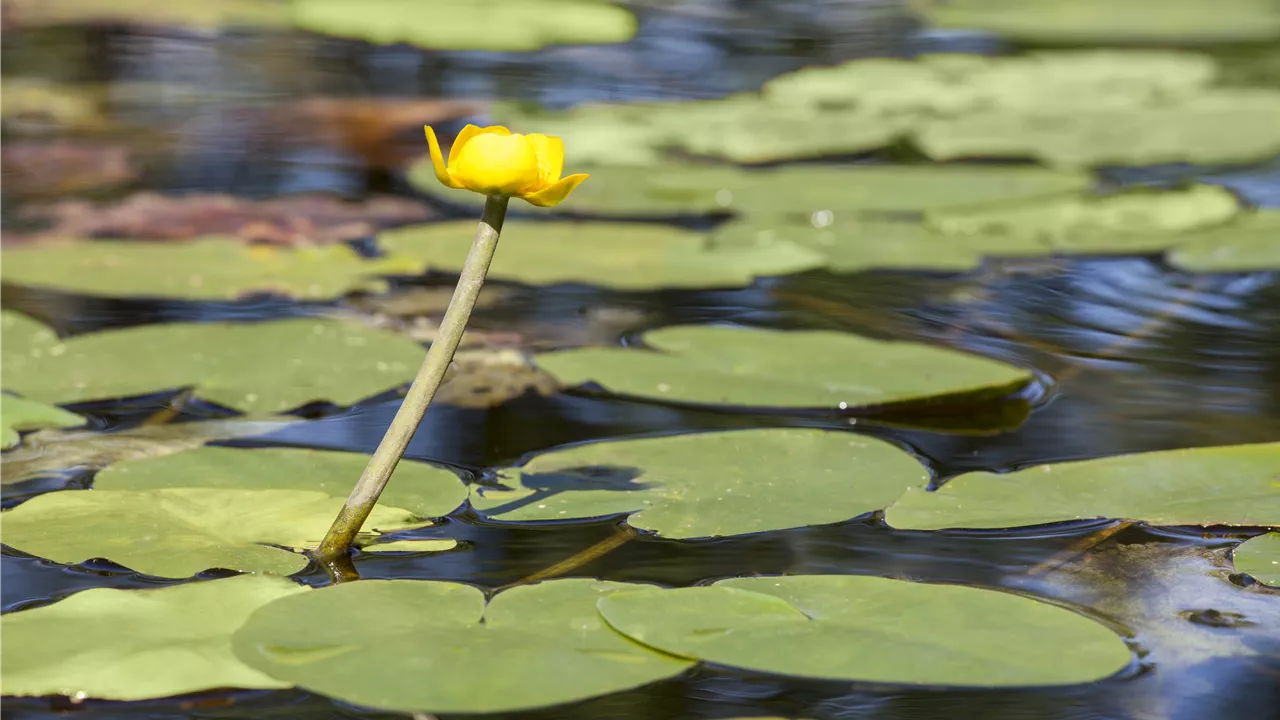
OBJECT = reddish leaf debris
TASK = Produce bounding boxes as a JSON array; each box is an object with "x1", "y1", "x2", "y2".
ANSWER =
[{"x1": 2, "y1": 140, "x2": 140, "y2": 197}]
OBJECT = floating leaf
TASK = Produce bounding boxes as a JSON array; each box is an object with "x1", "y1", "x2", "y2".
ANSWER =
[
  {"x1": 1, "y1": 395, "x2": 84, "y2": 450},
  {"x1": 94, "y1": 446, "x2": 467, "y2": 520},
  {"x1": 884, "y1": 443, "x2": 1280, "y2": 530},
  {"x1": 908, "y1": 0, "x2": 1280, "y2": 44},
  {"x1": 0, "y1": 487, "x2": 424, "y2": 577},
  {"x1": 534, "y1": 325, "x2": 1032, "y2": 410},
  {"x1": 0, "y1": 575, "x2": 307, "y2": 700},
  {"x1": 0, "y1": 319, "x2": 425, "y2": 414},
  {"x1": 381, "y1": 221, "x2": 823, "y2": 289},
  {"x1": 472, "y1": 429, "x2": 928, "y2": 538},
  {"x1": 233, "y1": 578, "x2": 692, "y2": 714},
  {"x1": 1233, "y1": 533, "x2": 1280, "y2": 586},
  {"x1": 0, "y1": 237, "x2": 423, "y2": 300},
  {"x1": 1167, "y1": 211, "x2": 1280, "y2": 272},
  {"x1": 361, "y1": 538, "x2": 458, "y2": 553},
  {"x1": 598, "y1": 575, "x2": 1132, "y2": 686},
  {"x1": 291, "y1": 0, "x2": 636, "y2": 51}
]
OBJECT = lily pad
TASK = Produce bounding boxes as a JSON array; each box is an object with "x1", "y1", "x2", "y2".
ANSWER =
[
  {"x1": 0, "y1": 237, "x2": 422, "y2": 300},
  {"x1": 3, "y1": 0, "x2": 289, "y2": 30},
  {"x1": 1233, "y1": 533, "x2": 1280, "y2": 586},
  {"x1": 1167, "y1": 211, "x2": 1280, "y2": 271},
  {"x1": 0, "y1": 318, "x2": 426, "y2": 414},
  {"x1": 232, "y1": 578, "x2": 693, "y2": 714},
  {"x1": 533, "y1": 325, "x2": 1032, "y2": 410},
  {"x1": 1, "y1": 395, "x2": 84, "y2": 450},
  {"x1": 291, "y1": 0, "x2": 637, "y2": 51},
  {"x1": 361, "y1": 538, "x2": 459, "y2": 553},
  {"x1": 0, "y1": 575, "x2": 307, "y2": 701},
  {"x1": 908, "y1": 0, "x2": 1280, "y2": 44},
  {"x1": 0, "y1": 487, "x2": 425, "y2": 577},
  {"x1": 597, "y1": 575, "x2": 1132, "y2": 686},
  {"x1": 884, "y1": 442, "x2": 1280, "y2": 530},
  {"x1": 380, "y1": 221, "x2": 823, "y2": 289},
  {"x1": 472, "y1": 429, "x2": 928, "y2": 538}
]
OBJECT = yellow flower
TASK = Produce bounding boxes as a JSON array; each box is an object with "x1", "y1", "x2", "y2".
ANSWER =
[{"x1": 424, "y1": 124, "x2": 589, "y2": 207}]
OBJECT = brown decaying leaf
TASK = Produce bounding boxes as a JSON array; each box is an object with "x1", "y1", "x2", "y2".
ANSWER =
[
  {"x1": 15, "y1": 192, "x2": 437, "y2": 245},
  {"x1": 1, "y1": 141, "x2": 139, "y2": 197}
]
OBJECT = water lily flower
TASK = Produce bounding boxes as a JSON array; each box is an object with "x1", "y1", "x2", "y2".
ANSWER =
[{"x1": 425, "y1": 124, "x2": 589, "y2": 207}]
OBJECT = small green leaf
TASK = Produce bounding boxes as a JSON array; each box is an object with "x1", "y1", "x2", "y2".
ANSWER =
[
  {"x1": 361, "y1": 538, "x2": 458, "y2": 553},
  {"x1": 1233, "y1": 533, "x2": 1280, "y2": 586},
  {"x1": 1, "y1": 395, "x2": 84, "y2": 450},
  {"x1": 0, "y1": 575, "x2": 308, "y2": 700},
  {"x1": 884, "y1": 443, "x2": 1280, "y2": 530},
  {"x1": 232, "y1": 578, "x2": 693, "y2": 714},
  {"x1": 598, "y1": 575, "x2": 1133, "y2": 686},
  {"x1": 472, "y1": 429, "x2": 928, "y2": 538}
]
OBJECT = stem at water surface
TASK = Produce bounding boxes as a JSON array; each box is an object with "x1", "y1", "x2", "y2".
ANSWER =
[{"x1": 315, "y1": 194, "x2": 509, "y2": 565}]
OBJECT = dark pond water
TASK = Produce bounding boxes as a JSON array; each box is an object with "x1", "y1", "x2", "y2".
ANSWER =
[{"x1": 3, "y1": 1, "x2": 1279, "y2": 719}]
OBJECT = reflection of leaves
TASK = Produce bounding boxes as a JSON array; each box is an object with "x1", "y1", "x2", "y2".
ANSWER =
[
  {"x1": 232, "y1": 578, "x2": 692, "y2": 714},
  {"x1": 1, "y1": 141, "x2": 138, "y2": 197},
  {"x1": 0, "y1": 395, "x2": 84, "y2": 451},
  {"x1": 0, "y1": 575, "x2": 307, "y2": 700}
]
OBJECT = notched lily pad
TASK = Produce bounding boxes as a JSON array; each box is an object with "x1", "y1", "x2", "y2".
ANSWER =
[
  {"x1": 472, "y1": 429, "x2": 929, "y2": 538},
  {"x1": 884, "y1": 442, "x2": 1280, "y2": 530},
  {"x1": 534, "y1": 325, "x2": 1032, "y2": 411},
  {"x1": 381, "y1": 221, "x2": 822, "y2": 290},
  {"x1": 0, "y1": 318, "x2": 426, "y2": 415},
  {"x1": 597, "y1": 575, "x2": 1133, "y2": 686},
  {"x1": 0, "y1": 575, "x2": 307, "y2": 701},
  {"x1": 232, "y1": 578, "x2": 693, "y2": 714},
  {"x1": 1233, "y1": 533, "x2": 1280, "y2": 586},
  {"x1": 1, "y1": 395, "x2": 84, "y2": 450}
]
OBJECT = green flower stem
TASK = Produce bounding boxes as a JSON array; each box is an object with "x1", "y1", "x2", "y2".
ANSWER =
[{"x1": 315, "y1": 194, "x2": 509, "y2": 564}]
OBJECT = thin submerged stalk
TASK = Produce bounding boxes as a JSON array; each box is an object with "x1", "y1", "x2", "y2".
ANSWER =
[{"x1": 315, "y1": 195, "x2": 509, "y2": 562}]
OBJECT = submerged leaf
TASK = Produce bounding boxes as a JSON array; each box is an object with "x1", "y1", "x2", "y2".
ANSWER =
[
  {"x1": 534, "y1": 325, "x2": 1032, "y2": 410},
  {"x1": 233, "y1": 578, "x2": 692, "y2": 713},
  {"x1": 0, "y1": 575, "x2": 307, "y2": 700},
  {"x1": 472, "y1": 429, "x2": 928, "y2": 537},
  {"x1": 884, "y1": 443, "x2": 1280, "y2": 530},
  {"x1": 597, "y1": 575, "x2": 1132, "y2": 686},
  {"x1": 1, "y1": 395, "x2": 84, "y2": 450},
  {"x1": 1233, "y1": 533, "x2": 1280, "y2": 586}
]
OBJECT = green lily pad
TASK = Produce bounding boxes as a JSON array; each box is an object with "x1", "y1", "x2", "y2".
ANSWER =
[
  {"x1": 0, "y1": 238, "x2": 422, "y2": 300},
  {"x1": 0, "y1": 318, "x2": 425, "y2": 414},
  {"x1": 0, "y1": 574, "x2": 307, "y2": 700},
  {"x1": 927, "y1": 185, "x2": 1241, "y2": 251},
  {"x1": 93, "y1": 446, "x2": 467, "y2": 520},
  {"x1": 533, "y1": 325, "x2": 1032, "y2": 410},
  {"x1": 1233, "y1": 533, "x2": 1280, "y2": 586},
  {"x1": 472, "y1": 429, "x2": 928, "y2": 537},
  {"x1": 884, "y1": 442, "x2": 1280, "y2": 530},
  {"x1": 1, "y1": 309, "x2": 58, "y2": 356},
  {"x1": 0, "y1": 487, "x2": 425, "y2": 577},
  {"x1": 908, "y1": 0, "x2": 1280, "y2": 44},
  {"x1": 1, "y1": 395, "x2": 84, "y2": 450},
  {"x1": 1167, "y1": 211, "x2": 1280, "y2": 271},
  {"x1": 380, "y1": 221, "x2": 823, "y2": 289},
  {"x1": 597, "y1": 575, "x2": 1132, "y2": 686},
  {"x1": 232, "y1": 578, "x2": 693, "y2": 714},
  {"x1": 291, "y1": 0, "x2": 636, "y2": 51},
  {"x1": 361, "y1": 538, "x2": 459, "y2": 553}
]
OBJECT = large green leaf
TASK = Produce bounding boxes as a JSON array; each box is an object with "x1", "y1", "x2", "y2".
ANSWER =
[
  {"x1": 0, "y1": 237, "x2": 421, "y2": 300},
  {"x1": 0, "y1": 319, "x2": 425, "y2": 414},
  {"x1": 0, "y1": 486, "x2": 425, "y2": 577},
  {"x1": 93, "y1": 446, "x2": 466, "y2": 519},
  {"x1": 908, "y1": 0, "x2": 1280, "y2": 44},
  {"x1": 534, "y1": 325, "x2": 1032, "y2": 410},
  {"x1": 380, "y1": 221, "x2": 823, "y2": 289},
  {"x1": 472, "y1": 429, "x2": 928, "y2": 537},
  {"x1": 291, "y1": 0, "x2": 636, "y2": 51},
  {"x1": 1233, "y1": 533, "x2": 1280, "y2": 586},
  {"x1": 232, "y1": 578, "x2": 693, "y2": 714},
  {"x1": 1, "y1": 309, "x2": 58, "y2": 362},
  {"x1": 598, "y1": 575, "x2": 1132, "y2": 686},
  {"x1": 1, "y1": 394, "x2": 84, "y2": 450},
  {"x1": 1167, "y1": 211, "x2": 1280, "y2": 272},
  {"x1": 0, "y1": 575, "x2": 307, "y2": 700},
  {"x1": 884, "y1": 443, "x2": 1280, "y2": 530}
]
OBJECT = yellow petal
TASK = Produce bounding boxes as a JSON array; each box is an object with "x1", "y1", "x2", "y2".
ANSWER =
[
  {"x1": 447, "y1": 124, "x2": 511, "y2": 169},
  {"x1": 424, "y1": 126, "x2": 462, "y2": 189},
  {"x1": 452, "y1": 132, "x2": 541, "y2": 195},
  {"x1": 523, "y1": 133, "x2": 565, "y2": 188},
  {"x1": 520, "y1": 173, "x2": 589, "y2": 207}
]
